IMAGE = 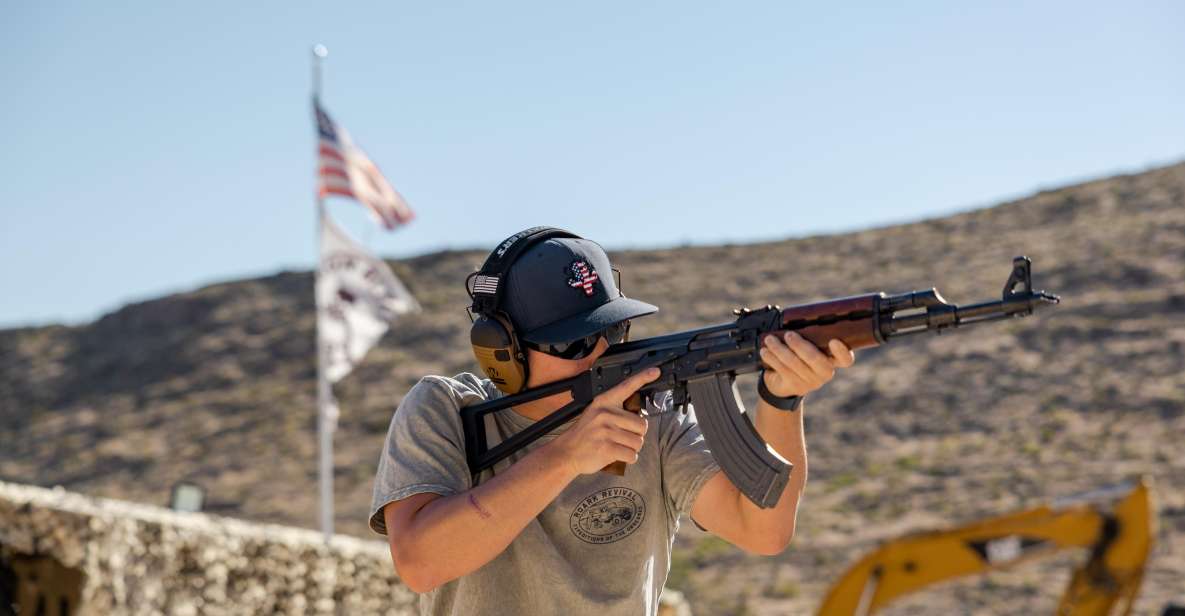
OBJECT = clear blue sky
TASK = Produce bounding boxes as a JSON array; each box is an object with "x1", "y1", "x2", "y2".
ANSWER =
[{"x1": 3, "y1": 1, "x2": 1183, "y2": 328}]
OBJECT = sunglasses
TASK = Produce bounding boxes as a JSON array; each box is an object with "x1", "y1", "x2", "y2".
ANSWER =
[{"x1": 525, "y1": 320, "x2": 631, "y2": 360}]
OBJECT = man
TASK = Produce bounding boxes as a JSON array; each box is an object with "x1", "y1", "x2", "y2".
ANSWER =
[{"x1": 369, "y1": 229, "x2": 855, "y2": 615}]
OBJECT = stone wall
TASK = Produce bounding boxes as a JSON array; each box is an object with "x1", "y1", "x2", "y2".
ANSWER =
[{"x1": 0, "y1": 481, "x2": 416, "y2": 615}]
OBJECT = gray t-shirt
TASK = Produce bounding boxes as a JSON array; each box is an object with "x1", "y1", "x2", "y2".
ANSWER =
[{"x1": 369, "y1": 372, "x2": 721, "y2": 616}]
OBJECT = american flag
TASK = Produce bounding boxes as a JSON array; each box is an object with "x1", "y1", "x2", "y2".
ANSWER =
[
  {"x1": 314, "y1": 99, "x2": 414, "y2": 230},
  {"x1": 567, "y1": 261, "x2": 599, "y2": 296}
]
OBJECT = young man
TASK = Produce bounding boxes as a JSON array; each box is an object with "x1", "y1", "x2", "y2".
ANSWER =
[{"x1": 369, "y1": 230, "x2": 855, "y2": 615}]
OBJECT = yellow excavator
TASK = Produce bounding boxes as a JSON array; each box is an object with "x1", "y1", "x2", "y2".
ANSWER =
[{"x1": 817, "y1": 478, "x2": 1170, "y2": 616}]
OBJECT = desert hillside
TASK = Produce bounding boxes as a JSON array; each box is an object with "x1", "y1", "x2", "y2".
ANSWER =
[{"x1": 2, "y1": 162, "x2": 1183, "y2": 614}]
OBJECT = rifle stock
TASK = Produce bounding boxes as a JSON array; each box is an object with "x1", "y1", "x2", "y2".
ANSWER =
[{"x1": 460, "y1": 257, "x2": 1059, "y2": 508}]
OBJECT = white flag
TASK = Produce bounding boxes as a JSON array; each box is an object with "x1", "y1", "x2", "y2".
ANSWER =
[{"x1": 316, "y1": 213, "x2": 420, "y2": 383}]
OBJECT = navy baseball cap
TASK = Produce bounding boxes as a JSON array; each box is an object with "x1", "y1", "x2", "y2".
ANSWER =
[{"x1": 501, "y1": 237, "x2": 658, "y2": 345}]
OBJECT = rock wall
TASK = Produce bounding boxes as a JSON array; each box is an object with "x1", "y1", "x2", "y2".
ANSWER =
[{"x1": 0, "y1": 481, "x2": 416, "y2": 615}]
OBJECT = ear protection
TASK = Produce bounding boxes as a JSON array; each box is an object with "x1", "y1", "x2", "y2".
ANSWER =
[{"x1": 467, "y1": 227, "x2": 581, "y2": 393}]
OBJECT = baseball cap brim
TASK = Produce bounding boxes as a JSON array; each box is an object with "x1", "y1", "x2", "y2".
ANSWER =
[{"x1": 519, "y1": 296, "x2": 658, "y2": 345}]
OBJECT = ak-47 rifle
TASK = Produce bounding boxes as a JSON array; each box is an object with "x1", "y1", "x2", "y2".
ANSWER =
[{"x1": 461, "y1": 257, "x2": 1060, "y2": 509}]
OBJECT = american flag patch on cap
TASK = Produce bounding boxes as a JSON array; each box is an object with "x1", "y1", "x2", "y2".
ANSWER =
[{"x1": 472, "y1": 274, "x2": 500, "y2": 295}]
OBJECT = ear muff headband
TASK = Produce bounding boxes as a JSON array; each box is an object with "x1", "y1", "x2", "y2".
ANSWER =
[
  {"x1": 468, "y1": 226, "x2": 581, "y2": 316},
  {"x1": 468, "y1": 227, "x2": 582, "y2": 393}
]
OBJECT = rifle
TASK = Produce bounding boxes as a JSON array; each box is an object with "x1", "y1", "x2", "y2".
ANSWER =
[{"x1": 461, "y1": 257, "x2": 1060, "y2": 508}]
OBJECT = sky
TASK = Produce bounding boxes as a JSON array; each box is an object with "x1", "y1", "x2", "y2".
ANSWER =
[{"x1": 2, "y1": 1, "x2": 1183, "y2": 328}]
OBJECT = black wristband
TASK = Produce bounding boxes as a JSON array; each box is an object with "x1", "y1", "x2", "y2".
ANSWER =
[{"x1": 758, "y1": 370, "x2": 803, "y2": 411}]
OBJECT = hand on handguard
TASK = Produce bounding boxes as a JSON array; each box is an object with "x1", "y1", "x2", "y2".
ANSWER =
[{"x1": 760, "y1": 332, "x2": 855, "y2": 398}]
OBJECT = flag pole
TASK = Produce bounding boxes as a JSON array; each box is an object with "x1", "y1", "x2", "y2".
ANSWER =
[{"x1": 312, "y1": 43, "x2": 335, "y2": 544}]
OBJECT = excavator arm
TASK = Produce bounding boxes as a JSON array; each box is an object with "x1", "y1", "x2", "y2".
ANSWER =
[{"x1": 817, "y1": 479, "x2": 1154, "y2": 616}]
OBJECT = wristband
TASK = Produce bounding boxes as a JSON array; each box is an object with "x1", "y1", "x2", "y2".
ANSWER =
[{"x1": 758, "y1": 370, "x2": 804, "y2": 412}]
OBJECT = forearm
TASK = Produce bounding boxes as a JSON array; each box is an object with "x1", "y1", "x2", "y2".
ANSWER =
[
  {"x1": 736, "y1": 399, "x2": 807, "y2": 547},
  {"x1": 393, "y1": 441, "x2": 576, "y2": 590}
]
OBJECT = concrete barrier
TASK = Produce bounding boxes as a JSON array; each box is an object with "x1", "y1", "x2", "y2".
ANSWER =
[{"x1": 0, "y1": 481, "x2": 416, "y2": 615}]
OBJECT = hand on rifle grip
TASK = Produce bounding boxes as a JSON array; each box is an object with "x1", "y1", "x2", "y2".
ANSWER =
[{"x1": 601, "y1": 392, "x2": 643, "y2": 476}]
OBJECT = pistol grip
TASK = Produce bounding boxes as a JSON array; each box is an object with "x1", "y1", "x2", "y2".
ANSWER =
[{"x1": 599, "y1": 392, "x2": 643, "y2": 476}]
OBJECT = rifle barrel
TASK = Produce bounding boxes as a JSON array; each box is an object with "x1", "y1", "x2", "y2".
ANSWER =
[{"x1": 881, "y1": 292, "x2": 1058, "y2": 339}]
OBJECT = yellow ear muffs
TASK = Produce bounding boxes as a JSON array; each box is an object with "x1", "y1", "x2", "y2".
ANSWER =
[{"x1": 470, "y1": 312, "x2": 528, "y2": 394}]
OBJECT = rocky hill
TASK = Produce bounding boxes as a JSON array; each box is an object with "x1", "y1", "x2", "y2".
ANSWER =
[{"x1": 2, "y1": 161, "x2": 1183, "y2": 614}]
